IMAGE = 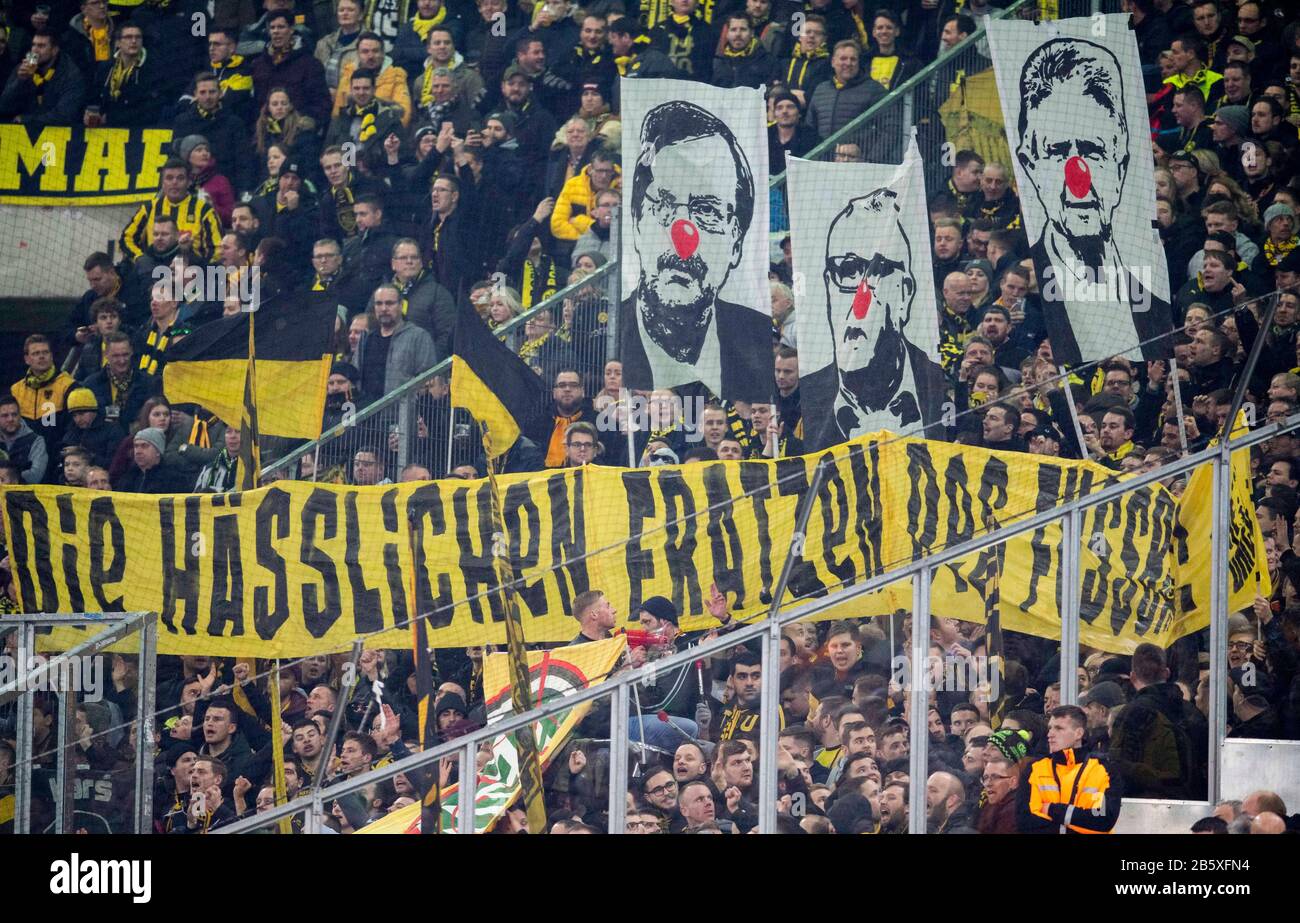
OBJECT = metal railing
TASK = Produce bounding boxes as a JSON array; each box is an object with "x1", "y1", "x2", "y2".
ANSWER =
[
  {"x1": 223, "y1": 282, "x2": 1292, "y2": 833},
  {"x1": 0, "y1": 612, "x2": 158, "y2": 834},
  {"x1": 224, "y1": 414, "x2": 1286, "y2": 834}
]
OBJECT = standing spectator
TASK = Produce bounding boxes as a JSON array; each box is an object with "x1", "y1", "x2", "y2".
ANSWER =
[
  {"x1": 88, "y1": 22, "x2": 159, "y2": 127},
  {"x1": 354, "y1": 284, "x2": 438, "y2": 404},
  {"x1": 767, "y1": 90, "x2": 819, "y2": 169},
  {"x1": 388, "y1": 237, "x2": 457, "y2": 356},
  {"x1": 776, "y1": 14, "x2": 830, "y2": 107},
  {"x1": 570, "y1": 190, "x2": 618, "y2": 269},
  {"x1": 0, "y1": 30, "x2": 85, "y2": 126},
  {"x1": 11, "y1": 334, "x2": 76, "y2": 443},
  {"x1": 331, "y1": 31, "x2": 412, "y2": 125},
  {"x1": 315, "y1": 0, "x2": 364, "y2": 93},
  {"x1": 251, "y1": 10, "x2": 331, "y2": 125},
  {"x1": 552, "y1": 16, "x2": 615, "y2": 117},
  {"x1": 119, "y1": 158, "x2": 223, "y2": 264},
  {"x1": 116, "y1": 427, "x2": 191, "y2": 493},
  {"x1": 1016, "y1": 705, "x2": 1122, "y2": 834},
  {"x1": 253, "y1": 89, "x2": 320, "y2": 169},
  {"x1": 325, "y1": 68, "x2": 404, "y2": 148},
  {"x1": 172, "y1": 73, "x2": 254, "y2": 194},
  {"x1": 83, "y1": 331, "x2": 151, "y2": 430},
  {"x1": 1108, "y1": 643, "x2": 1206, "y2": 800},
  {"x1": 180, "y1": 136, "x2": 236, "y2": 228},
  {"x1": 423, "y1": 171, "x2": 479, "y2": 305},
  {"x1": 205, "y1": 27, "x2": 256, "y2": 122},
  {"x1": 318, "y1": 144, "x2": 387, "y2": 242},
  {"x1": 711, "y1": 13, "x2": 772, "y2": 89},
  {"x1": 550, "y1": 148, "x2": 619, "y2": 246},
  {"x1": 650, "y1": 0, "x2": 713, "y2": 82},
  {"x1": 806, "y1": 41, "x2": 885, "y2": 159},
  {"x1": 410, "y1": 26, "x2": 484, "y2": 112},
  {"x1": 863, "y1": 10, "x2": 919, "y2": 92},
  {"x1": 62, "y1": 0, "x2": 115, "y2": 77},
  {"x1": 60, "y1": 388, "x2": 122, "y2": 469},
  {"x1": 393, "y1": 0, "x2": 466, "y2": 75}
]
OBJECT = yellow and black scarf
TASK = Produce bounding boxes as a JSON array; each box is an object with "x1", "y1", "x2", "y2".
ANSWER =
[
  {"x1": 721, "y1": 36, "x2": 758, "y2": 58},
  {"x1": 332, "y1": 172, "x2": 359, "y2": 236},
  {"x1": 89, "y1": 23, "x2": 113, "y2": 62},
  {"x1": 24, "y1": 366, "x2": 57, "y2": 391},
  {"x1": 108, "y1": 50, "x2": 144, "y2": 100},
  {"x1": 521, "y1": 258, "x2": 558, "y2": 308},
  {"x1": 410, "y1": 5, "x2": 447, "y2": 41},
  {"x1": 1263, "y1": 236, "x2": 1299, "y2": 267}
]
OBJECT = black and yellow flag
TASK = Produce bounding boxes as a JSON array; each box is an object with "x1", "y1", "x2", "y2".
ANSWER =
[
  {"x1": 450, "y1": 309, "x2": 548, "y2": 457},
  {"x1": 163, "y1": 293, "x2": 336, "y2": 440}
]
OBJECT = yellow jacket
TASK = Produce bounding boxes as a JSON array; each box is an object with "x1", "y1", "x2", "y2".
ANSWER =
[
  {"x1": 1017, "y1": 746, "x2": 1121, "y2": 834},
  {"x1": 551, "y1": 164, "x2": 621, "y2": 242},
  {"x1": 11, "y1": 371, "x2": 77, "y2": 422},
  {"x1": 332, "y1": 60, "x2": 412, "y2": 126}
]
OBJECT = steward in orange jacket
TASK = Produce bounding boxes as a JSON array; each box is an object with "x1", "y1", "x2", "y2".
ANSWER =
[{"x1": 1016, "y1": 705, "x2": 1123, "y2": 834}]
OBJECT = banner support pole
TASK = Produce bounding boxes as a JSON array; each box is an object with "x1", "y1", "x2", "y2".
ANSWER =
[
  {"x1": 907, "y1": 567, "x2": 931, "y2": 835},
  {"x1": 1170, "y1": 357, "x2": 1189, "y2": 455},
  {"x1": 1059, "y1": 509, "x2": 1082, "y2": 705}
]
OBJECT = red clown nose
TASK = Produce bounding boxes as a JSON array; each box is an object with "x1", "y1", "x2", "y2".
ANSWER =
[
  {"x1": 671, "y1": 219, "x2": 699, "y2": 259},
  {"x1": 1064, "y1": 155, "x2": 1092, "y2": 199},
  {"x1": 851, "y1": 280, "x2": 872, "y2": 319}
]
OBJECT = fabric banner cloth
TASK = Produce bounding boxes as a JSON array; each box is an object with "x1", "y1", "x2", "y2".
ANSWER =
[
  {"x1": 618, "y1": 78, "x2": 771, "y2": 401},
  {"x1": 0, "y1": 125, "x2": 174, "y2": 206},
  {"x1": 357, "y1": 637, "x2": 625, "y2": 834},
  {"x1": 2, "y1": 434, "x2": 1265, "y2": 657},
  {"x1": 986, "y1": 15, "x2": 1173, "y2": 365},
  {"x1": 789, "y1": 139, "x2": 949, "y2": 451}
]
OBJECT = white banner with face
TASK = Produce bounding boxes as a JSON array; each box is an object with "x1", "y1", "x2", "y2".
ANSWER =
[
  {"x1": 618, "y1": 79, "x2": 771, "y2": 402},
  {"x1": 987, "y1": 15, "x2": 1173, "y2": 367},
  {"x1": 788, "y1": 139, "x2": 949, "y2": 451}
]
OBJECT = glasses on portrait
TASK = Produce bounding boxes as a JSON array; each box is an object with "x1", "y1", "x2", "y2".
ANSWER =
[
  {"x1": 641, "y1": 190, "x2": 730, "y2": 233},
  {"x1": 645, "y1": 780, "x2": 677, "y2": 797},
  {"x1": 981, "y1": 772, "x2": 1011, "y2": 785},
  {"x1": 567, "y1": 440, "x2": 596, "y2": 451}
]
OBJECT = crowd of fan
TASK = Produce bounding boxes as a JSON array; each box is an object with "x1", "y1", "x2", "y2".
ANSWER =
[{"x1": 2, "y1": 0, "x2": 1300, "y2": 833}]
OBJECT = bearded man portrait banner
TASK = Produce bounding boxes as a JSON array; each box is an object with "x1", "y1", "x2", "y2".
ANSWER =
[{"x1": 619, "y1": 80, "x2": 772, "y2": 402}]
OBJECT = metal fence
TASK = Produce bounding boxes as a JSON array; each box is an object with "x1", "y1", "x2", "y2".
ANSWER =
[
  {"x1": 223, "y1": 415, "x2": 1285, "y2": 835},
  {"x1": 220, "y1": 288, "x2": 1293, "y2": 834}
]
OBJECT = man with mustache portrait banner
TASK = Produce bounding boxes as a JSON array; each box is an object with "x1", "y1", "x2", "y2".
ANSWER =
[{"x1": 619, "y1": 82, "x2": 772, "y2": 402}]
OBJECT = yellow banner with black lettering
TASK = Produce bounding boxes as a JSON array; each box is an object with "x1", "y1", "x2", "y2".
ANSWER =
[
  {"x1": 0, "y1": 433, "x2": 1265, "y2": 657},
  {"x1": 0, "y1": 124, "x2": 174, "y2": 206}
]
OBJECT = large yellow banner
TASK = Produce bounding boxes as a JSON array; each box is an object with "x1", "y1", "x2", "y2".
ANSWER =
[{"x1": 0, "y1": 433, "x2": 1264, "y2": 656}]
